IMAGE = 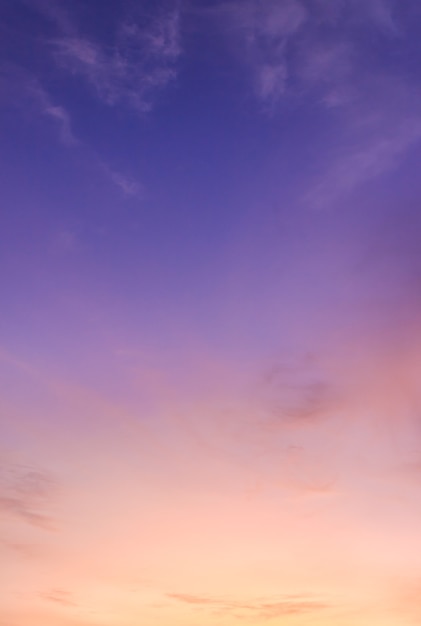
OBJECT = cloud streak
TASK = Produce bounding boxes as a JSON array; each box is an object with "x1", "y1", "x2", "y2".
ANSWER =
[
  {"x1": 0, "y1": 462, "x2": 58, "y2": 531},
  {"x1": 100, "y1": 163, "x2": 143, "y2": 199},
  {"x1": 167, "y1": 592, "x2": 329, "y2": 620},
  {"x1": 306, "y1": 115, "x2": 421, "y2": 210},
  {"x1": 0, "y1": 63, "x2": 143, "y2": 198},
  {"x1": 209, "y1": 0, "x2": 308, "y2": 104},
  {"x1": 0, "y1": 64, "x2": 76, "y2": 145},
  {"x1": 217, "y1": 0, "x2": 399, "y2": 106},
  {"x1": 53, "y1": 5, "x2": 181, "y2": 112},
  {"x1": 40, "y1": 588, "x2": 77, "y2": 607},
  {"x1": 211, "y1": 0, "x2": 421, "y2": 204}
]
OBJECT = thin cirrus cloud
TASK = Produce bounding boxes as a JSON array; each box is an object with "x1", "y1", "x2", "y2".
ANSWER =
[
  {"x1": 0, "y1": 63, "x2": 142, "y2": 199},
  {"x1": 213, "y1": 0, "x2": 421, "y2": 208},
  {"x1": 0, "y1": 462, "x2": 58, "y2": 531},
  {"x1": 166, "y1": 592, "x2": 330, "y2": 620},
  {"x1": 306, "y1": 115, "x2": 421, "y2": 210},
  {"x1": 0, "y1": 1, "x2": 170, "y2": 198},
  {"x1": 52, "y1": 7, "x2": 181, "y2": 112},
  {"x1": 100, "y1": 163, "x2": 143, "y2": 199},
  {"x1": 218, "y1": 0, "x2": 398, "y2": 106},
  {"x1": 40, "y1": 588, "x2": 77, "y2": 607},
  {"x1": 22, "y1": 0, "x2": 182, "y2": 113},
  {"x1": 237, "y1": 0, "x2": 308, "y2": 103},
  {"x1": 0, "y1": 65, "x2": 76, "y2": 146}
]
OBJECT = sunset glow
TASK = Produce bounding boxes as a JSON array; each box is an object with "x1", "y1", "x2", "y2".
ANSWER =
[{"x1": 2, "y1": 1, "x2": 421, "y2": 625}]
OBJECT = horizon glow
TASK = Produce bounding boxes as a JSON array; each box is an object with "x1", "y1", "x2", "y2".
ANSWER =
[{"x1": 2, "y1": 1, "x2": 421, "y2": 625}]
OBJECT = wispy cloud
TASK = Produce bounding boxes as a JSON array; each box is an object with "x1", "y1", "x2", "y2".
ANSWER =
[
  {"x1": 217, "y1": 0, "x2": 399, "y2": 107},
  {"x1": 363, "y1": 0, "x2": 398, "y2": 33},
  {"x1": 40, "y1": 588, "x2": 77, "y2": 607},
  {"x1": 0, "y1": 64, "x2": 76, "y2": 145},
  {"x1": 100, "y1": 163, "x2": 143, "y2": 199},
  {"x1": 0, "y1": 462, "x2": 58, "y2": 531},
  {"x1": 167, "y1": 592, "x2": 329, "y2": 620},
  {"x1": 20, "y1": 0, "x2": 182, "y2": 112},
  {"x1": 0, "y1": 63, "x2": 143, "y2": 198},
  {"x1": 306, "y1": 115, "x2": 421, "y2": 210},
  {"x1": 260, "y1": 357, "x2": 337, "y2": 421},
  {"x1": 213, "y1": 0, "x2": 421, "y2": 205},
  {"x1": 19, "y1": 0, "x2": 76, "y2": 35},
  {"x1": 213, "y1": 0, "x2": 307, "y2": 105},
  {"x1": 53, "y1": 6, "x2": 181, "y2": 112},
  {"x1": 30, "y1": 83, "x2": 77, "y2": 146},
  {"x1": 0, "y1": 539, "x2": 42, "y2": 559}
]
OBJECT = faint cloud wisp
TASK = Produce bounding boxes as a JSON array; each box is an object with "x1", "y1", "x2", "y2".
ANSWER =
[
  {"x1": 167, "y1": 591, "x2": 330, "y2": 620},
  {"x1": 53, "y1": 5, "x2": 181, "y2": 112},
  {"x1": 0, "y1": 462, "x2": 58, "y2": 531}
]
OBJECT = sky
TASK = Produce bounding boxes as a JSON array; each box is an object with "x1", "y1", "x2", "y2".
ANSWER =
[{"x1": 2, "y1": 0, "x2": 421, "y2": 624}]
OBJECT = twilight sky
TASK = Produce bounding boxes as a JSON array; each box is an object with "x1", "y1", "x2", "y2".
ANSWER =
[{"x1": 2, "y1": 1, "x2": 421, "y2": 625}]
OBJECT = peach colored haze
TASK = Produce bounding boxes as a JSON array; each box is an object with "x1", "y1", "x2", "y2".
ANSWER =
[{"x1": 2, "y1": 1, "x2": 421, "y2": 625}]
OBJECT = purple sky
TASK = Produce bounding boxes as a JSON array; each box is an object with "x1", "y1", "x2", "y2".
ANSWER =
[{"x1": 2, "y1": 2, "x2": 421, "y2": 625}]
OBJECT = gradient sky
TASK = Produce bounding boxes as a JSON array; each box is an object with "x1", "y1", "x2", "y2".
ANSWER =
[{"x1": 2, "y1": 1, "x2": 421, "y2": 625}]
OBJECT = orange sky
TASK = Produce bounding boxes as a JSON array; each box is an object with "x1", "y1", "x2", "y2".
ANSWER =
[{"x1": 2, "y1": 331, "x2": 421, "y2": 626}]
